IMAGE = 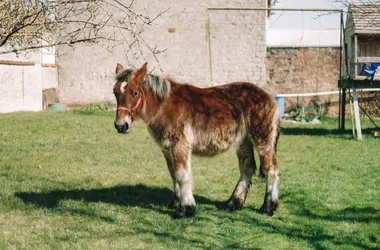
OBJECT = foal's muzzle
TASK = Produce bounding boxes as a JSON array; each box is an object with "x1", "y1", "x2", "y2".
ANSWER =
[{"x1": 114, "y1": 121, "x2": 129, "y2": 134}]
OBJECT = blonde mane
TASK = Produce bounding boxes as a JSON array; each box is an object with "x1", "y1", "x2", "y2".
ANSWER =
[{"x1": 116, "y1": 69, "x2": 171, "y2": 100}]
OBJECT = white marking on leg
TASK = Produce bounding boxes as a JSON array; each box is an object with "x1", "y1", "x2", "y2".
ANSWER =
[
  {"x1": 234, "y1": 174, "x2": 251, "y2": 198},
  {"x1": 175, "y1": 156, "x2": 195, "y2": 207},
  {"x1": 266, "y1": 169, "x2": 279, "y2": 201},
  {"x1": 270, "y1": 170, "x2": 279, "y2": 203},
  {"x1": 174, "y1": 182, "x2": 180, "y2": 199}
]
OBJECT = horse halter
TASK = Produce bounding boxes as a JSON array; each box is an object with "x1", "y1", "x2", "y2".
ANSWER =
[{"x1": 117, "y1": 94, "x2": 142, "y2": 122}]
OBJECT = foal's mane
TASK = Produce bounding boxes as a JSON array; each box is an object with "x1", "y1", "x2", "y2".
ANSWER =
[{"x1": 116, "y1": 69, "x2": 171, "y2": 100}]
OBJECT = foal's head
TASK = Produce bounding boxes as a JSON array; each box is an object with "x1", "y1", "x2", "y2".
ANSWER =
[{"x1": 113, "y1": 63, "x2": 147, "y2": 133}]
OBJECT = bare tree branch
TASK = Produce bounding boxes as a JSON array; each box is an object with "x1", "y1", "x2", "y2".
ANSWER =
[{"x1": 0, "y1": 0, "x2": 170, "y2": 68}]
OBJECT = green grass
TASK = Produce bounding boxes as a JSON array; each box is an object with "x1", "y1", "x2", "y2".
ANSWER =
[{"x1": 0, "y1": 111, "x2": 379, "y2": 249}]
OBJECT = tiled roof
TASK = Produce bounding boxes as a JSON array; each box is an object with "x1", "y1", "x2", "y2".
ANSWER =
[{"x1": 347, "y1": 3, "x2": 380, "y2": 34}]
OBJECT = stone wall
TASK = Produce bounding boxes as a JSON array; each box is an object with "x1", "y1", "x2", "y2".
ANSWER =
[
  {"x1": 266, "y1": 47, "x2": 341, "y2": 115},
  {"x1": 56, "y1": 0, "x2": 267, "y2": 105}
]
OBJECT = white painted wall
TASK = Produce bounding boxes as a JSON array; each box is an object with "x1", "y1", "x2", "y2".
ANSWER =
[
  {"x1": 0, "y1": 65, "x2": 24, "y2": 113},
  {"x1": 23, "y1": 65, "x2": 43, "y2": 112},
  {"x1": 0, "y1": 49, "x2": 58, "y2": 113},
  {"x1": 0, "y1": 64, "x2": 44, "y2": 113}
]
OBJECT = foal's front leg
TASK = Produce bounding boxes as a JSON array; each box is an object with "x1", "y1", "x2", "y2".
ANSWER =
[
  {"x1": 162, "y1": 149, "x2": 180, "y2": 208},
  {"x1": 172, "y1": 144, "x2": 196, "y2": 218}
]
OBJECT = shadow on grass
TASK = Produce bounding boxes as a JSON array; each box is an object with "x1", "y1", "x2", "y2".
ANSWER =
[
  {"x1": 245, "y1": 215, "x2": 379, "y2": 250},
  {"x1": 281, "y1": 127, "x2": 376, "y2": 138},
  {"x1": 15, "y1": 184, "x2": 222, "y2": 216},
  {"x1": 266, "y1": 191, "x2": 380, "y2": 249},
  {"x1": 281, "y1": 191, "x2": 380, "y2": 223},
  {"x1": 14, "y1": 186, "x2": 380, "y2": 249}
]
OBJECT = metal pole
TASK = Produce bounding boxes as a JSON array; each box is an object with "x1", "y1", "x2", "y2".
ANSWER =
[
  {"x1": 339, "y1": 10, "x2": 343, "y2": 130},
  {"x1": 342, "y1": 88, "x2": 346, "y2": 130},
  {"x1": 206, "y1": 11, "x2": 213, "y2": 86},
  {"x1": 208, "y1": 7, "x2": 343, "y2": 12},
  {"x1": 338, "y1": 87, "x2": 342, "y2": 129}
]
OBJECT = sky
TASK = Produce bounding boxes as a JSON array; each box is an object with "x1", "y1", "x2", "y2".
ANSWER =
[{"x1": 268, "y1": 0, "x2": 346, "y2": 30}]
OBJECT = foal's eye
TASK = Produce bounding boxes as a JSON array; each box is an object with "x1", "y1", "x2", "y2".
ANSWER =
[{"x1": 132, "y1": 90, "x2": 139, "y2": 97}]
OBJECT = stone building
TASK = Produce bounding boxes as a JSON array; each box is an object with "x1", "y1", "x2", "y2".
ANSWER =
[
  {"x1": 266, "y1": 29, "x2": 341, "y2": 115},
  {"x1": 56, "y1": 0, "x2": 269, "y2": 106},
  {"x1": 0, "y1": 1, "x2": 346, "y2": 116}
]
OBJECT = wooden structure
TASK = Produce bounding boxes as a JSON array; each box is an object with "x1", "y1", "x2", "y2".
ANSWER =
[{"x1": 339, "y1": 2, "x2": 380, "y2": 140}]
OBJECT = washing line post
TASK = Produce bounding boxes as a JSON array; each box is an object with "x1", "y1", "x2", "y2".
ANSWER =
[
  {"x1": 206, "y1": 10, "x2": 213, "y2": 86},
  {"x1": 352, "y1": 87, "x2": 363, "y2": 140},
  {"x1": 341, "y1": 88, "x2": 346, "y2": 130},
  {"x1": 339, "y1": 10, "x2": 345, "y2": 131}
]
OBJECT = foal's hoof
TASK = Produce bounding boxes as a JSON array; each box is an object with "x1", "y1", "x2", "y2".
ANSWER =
[
  {"x1": 222, "y1": 198, "x2": 244, "y2": 211},
  {"x1": 167, "y1": 197, "x2": 180, "y2": 209},
  {"x1": 173, "y1": 205, "x2": 196, "y2": 219},
  {"x1": 258, "y1": 207, "x2": 274, "y2": 216},
  {"x1": 258, "y1": 202, "x2": 278, "y2": 216}
]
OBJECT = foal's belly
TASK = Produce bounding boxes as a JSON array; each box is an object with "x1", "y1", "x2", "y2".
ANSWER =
[{"x1": 191, "y1": 129, "x2": 243, "y2": 156}]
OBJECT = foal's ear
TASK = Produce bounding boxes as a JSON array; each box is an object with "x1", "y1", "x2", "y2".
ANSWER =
[
  {"x1": 115, "y1": 63, "x2": 124, "y2": 74},
  {"x1": 137, "y1": 62, "x2": 147, "y2": 75},
  {"x1": 135, "y1": 62, "x2": 148, "y2": 82}
]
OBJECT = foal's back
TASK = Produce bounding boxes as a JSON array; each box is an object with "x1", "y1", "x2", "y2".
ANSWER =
[{"x1": 166, "y1": 81, "x2": 279, "y2": 156}]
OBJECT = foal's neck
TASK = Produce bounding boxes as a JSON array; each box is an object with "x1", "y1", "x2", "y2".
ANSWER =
[{"x1": 140, "y1": 90, "x2": 164, "y2": 124}]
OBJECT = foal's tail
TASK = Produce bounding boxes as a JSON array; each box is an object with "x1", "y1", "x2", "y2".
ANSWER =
[{"x1": 274, "y1": 117, "x2": 281, "y2": 153}]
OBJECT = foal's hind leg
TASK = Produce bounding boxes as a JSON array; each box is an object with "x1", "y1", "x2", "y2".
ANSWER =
[
  {"x1": 162, "y1": 149, "x2": 180, "y2": 208},
  {"x1": 224, "y1": 137, "x2": 256, "y2": 211},
  {"x1": 256, "y1": 147, "x2": 279, "y2": 216}
]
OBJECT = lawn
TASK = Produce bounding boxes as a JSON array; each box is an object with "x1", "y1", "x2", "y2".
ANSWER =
[{"x1": 0, "y1": 110, "x2": 379, "y2": 249}]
